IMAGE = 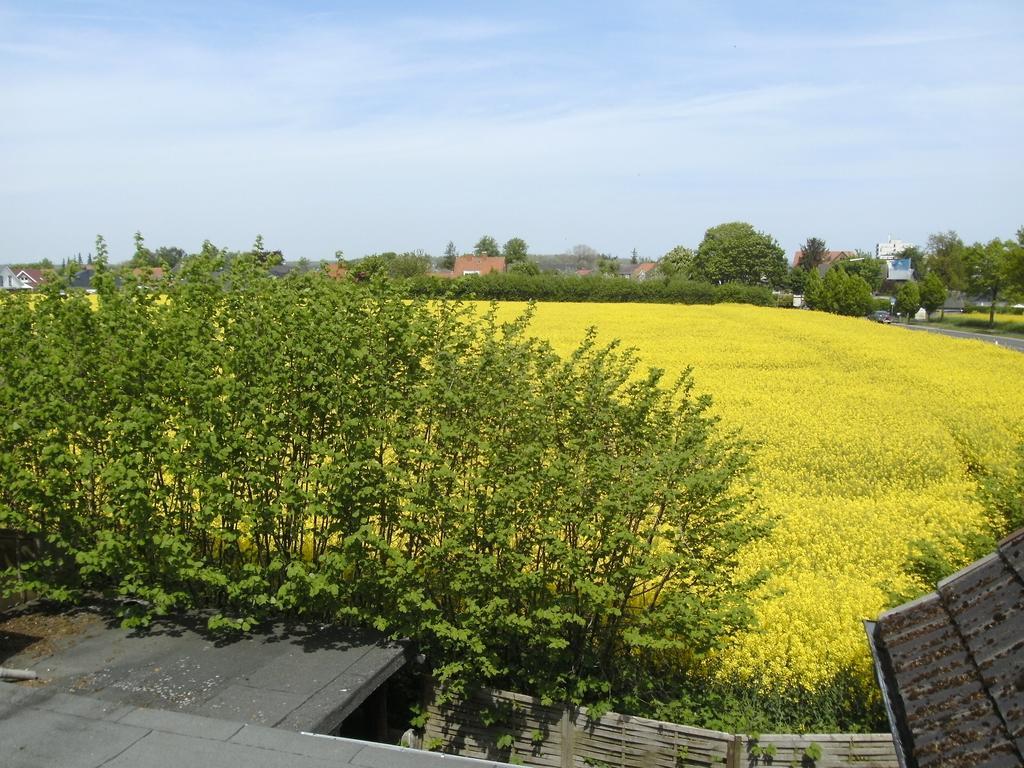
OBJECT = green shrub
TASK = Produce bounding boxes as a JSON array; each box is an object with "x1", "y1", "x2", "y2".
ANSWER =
[
  {"x1": 805, "y1": 268, "x2": 874, "y2": 317},
  {"x1": 0, "y1": 258, "x2": 760, "y2": 714}
]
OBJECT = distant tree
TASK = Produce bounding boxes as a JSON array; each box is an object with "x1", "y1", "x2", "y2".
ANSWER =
[
  {"x1": 351, "y1": 251, "x2": 430, "y2": 280},
  {"x1": 597, "y1": 255, "x2": 620, "y2": 276},
  {"x1": 894, "y1": 282, "x2": 921, "y2": 319},
  {"x1": 126, "y1": 233, "x2": 187, "y2": 270},
  {"x1": 474, "y1": 235, "x2": 500, "y2": 257},
  {"x1": 693, "y1": 222, "x2": 788, "y2": 287},
  {"x1": 918, "y1": 272, "x2": 947, "y2": 318},
  {"x1": 252, "y1": 234, "x2": 267, "y2": 262},
  {"x1": 502, "y1": 237, "x2": 529, "y2": 264},
  {"x1": 658, "y1": 246, "x2": 695, "y2": 281},
  {"x1": 508, "y1": 260, "x2": 540, "y2": 276},
  {"x1": 441, "y1": 241, "x2": 458, "y2": 270},
  {"x1": 786, "y1": 266, "x2": 809, "y2": 294},
  {"x1": 129, "y1": 231, "x2": 152, "y2": 268},
  {"x1": 894, "y1": 245, "x2": 926, "y2": 279},
  {"x1": 249, "y1": 234, "x2": 283, "y2": 267},
  {"x1": 925, "y1": 231, "x2": 968, "y2": 292},
  {"x1": 631, "y1": 248, "x2": 639, "y2": 265},
  {"x1": 95, "y1": 234, "x2": 109, "y2": 266},
  {"x1": 390, "y1": 251, "x2": 431, "y2": 278},
  {"x1": 803, "y1": 269, "x2": 824, "y2": 309},
  {"x1": 965, "y1": 238, "x2": 1016, "y2": 327},
  {"x1": 570, "y1": 244, "x2": 600, "y2": 265},
  {"x1": 798, "y1": 237, "x2": 828, "y2": 272},
  {"x1": 837, "y1": 256, "x2": 886, "y2": 293},
  {"x1": 12, "y1": 258, "x2": 56, "y2": 271},
  {"x1": 813, "y1": 267, "x2": 874, "y2": 316},
  {"x1": 153, "y1": 246, "x2": 186, "y2": 269},
  {"x1": 1005, "y1": 227, "x2": 1024, "y2": 298},
  {"x1": 349, "y1": 254, "x2": 389, "y2": 281}
]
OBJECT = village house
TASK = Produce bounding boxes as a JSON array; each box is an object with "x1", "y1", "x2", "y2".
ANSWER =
[
  {"x1": 791, "y1": 249, "x2": 857, "y2": 273},
  {"x1": 626, "y1": 262, "x2": 657, "y2": 281},
  {"x1": 14, "y1": 268, "x2": 47, "y2": 289},
  {"x1": 452, "y1": 254, "x2": 506, "y2": 277},
  {"x1": 0, "y1": 266, "x2": 32, "y2": 290}
]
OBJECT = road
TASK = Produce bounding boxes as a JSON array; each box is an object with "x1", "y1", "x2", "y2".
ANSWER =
[{"x1": 896, "y1": 323, "x2": 1024, "y2": 353}]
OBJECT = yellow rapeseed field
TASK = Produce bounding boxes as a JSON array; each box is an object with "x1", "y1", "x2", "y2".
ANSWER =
[
  {"x1": 958, "y1": 311, "x2": 1024, "y2": 325},
  {"x1": 495, "y1": 302, "x2": 1024, "y2": 693}
]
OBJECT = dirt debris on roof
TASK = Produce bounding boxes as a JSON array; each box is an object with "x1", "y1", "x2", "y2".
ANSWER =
[{"x1": 0, "y1": 606, "x2": 102, "y2": 662}]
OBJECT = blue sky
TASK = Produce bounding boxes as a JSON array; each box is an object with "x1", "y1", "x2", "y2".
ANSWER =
[{"x1": 2, "y1": 1, "x2": 1022, "y2": 263}]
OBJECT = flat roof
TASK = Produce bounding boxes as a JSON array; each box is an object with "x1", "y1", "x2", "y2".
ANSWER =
[
  {"x1": 0, "y1": 684, "x2": 516, "y2": 768},
  {"x1": 0, "y1": 603, "x2": 407, "y2": 734}
]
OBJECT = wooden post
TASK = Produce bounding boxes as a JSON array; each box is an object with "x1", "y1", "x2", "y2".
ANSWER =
[
  {"x1": 560, "y1": 707, "x2": 574, "y2": 768},
  {"x1": 726, "y1": 734, "x2": 744, "y2": 768}
]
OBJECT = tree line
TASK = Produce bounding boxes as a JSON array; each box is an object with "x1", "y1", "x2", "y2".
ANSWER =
[
  {"x1": 787, "y1": 229, "x2": 1024, "y2": 323},
  {"x1": 17, "y1": 224, "x2": 1021, "y2": 325}
]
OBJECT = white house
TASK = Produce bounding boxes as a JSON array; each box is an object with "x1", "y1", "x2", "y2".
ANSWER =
[{"x1": 0, "y1": 266, "x2": 32, "y2": 290}]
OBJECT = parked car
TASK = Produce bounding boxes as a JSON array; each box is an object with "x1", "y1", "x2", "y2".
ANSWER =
[{"x1": 870, "y1": 310, "x2": 893, "y2": 323}]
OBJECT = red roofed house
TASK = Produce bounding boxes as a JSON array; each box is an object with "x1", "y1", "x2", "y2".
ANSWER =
[
  {"x1": 792, "y1": 250, "x2": 857, "y2": 272},
  {"x1": 627, "y1": 262, "x2": 658, "y2": 281},
  {"x1": 325, "y1": 263, "x2": 349, "y2": 280},
  {"x1": 130, "y1": 267, "x2": 166, "y2": 280},
  {"x1": 15, "y1": 268, "x2": 47, "y2": 288},
  {"x1": 453, "y1": 254, "x2": 506, "y2": 277}
]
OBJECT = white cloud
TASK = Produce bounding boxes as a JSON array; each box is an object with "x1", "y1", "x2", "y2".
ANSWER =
[{"x1": 0, "y1": 2, "x2": 1021, "y2": 261}]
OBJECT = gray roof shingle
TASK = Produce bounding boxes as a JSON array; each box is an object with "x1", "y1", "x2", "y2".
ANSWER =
[{"x1": 867, "y1": 528, "x2": 1024, "y2": 767}]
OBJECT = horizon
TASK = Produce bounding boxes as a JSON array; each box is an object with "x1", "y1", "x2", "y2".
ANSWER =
[{"x1": 3, "y1": 1, "x2": 1022, "y2": 263}]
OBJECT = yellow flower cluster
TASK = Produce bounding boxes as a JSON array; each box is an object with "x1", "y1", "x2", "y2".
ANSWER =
[
  {"x1": 496, "y1": 302, "x2": 1024, "y2": 692},
  {"x1": 959, "y1": 312, "x2": 1024, "y2": 331}
]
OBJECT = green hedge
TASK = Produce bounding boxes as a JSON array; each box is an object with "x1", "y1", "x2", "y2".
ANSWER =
[
  {"x1": 0, "y1": 258, "x2": 759, "y2": 717},
  {"x1": 405, "y1": 272, "x2": 775, "y2": 305}
]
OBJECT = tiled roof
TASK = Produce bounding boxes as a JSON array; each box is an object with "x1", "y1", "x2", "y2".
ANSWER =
[
  {"x1": 867, "y1": 528, "x2": 1024, "y2": 767},
  {"x1": 613, "y1": 262, "x2": 658, "y2": 279},
  {"x1": 15, "y1": 268, "x2": 46, "y2": 285},
  {"x1": 792, "y1": 250, "x2": 856, "y2": 268},
  {"x1": 453, "y1": 255, "x2": 506, "y2": 276},
  {"x1": 131, "y1": 267, "x2": 166, "y2": 279},
  {"x1": 325, "y1": 263, "x2": 349, "y2": 279}
]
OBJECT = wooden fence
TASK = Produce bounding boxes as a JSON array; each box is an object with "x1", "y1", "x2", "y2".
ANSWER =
[{"x1": 422, "y1": 686, "x2": 897, "y2": 768}]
